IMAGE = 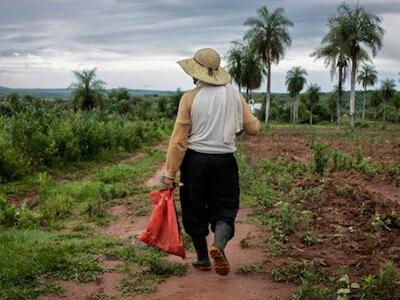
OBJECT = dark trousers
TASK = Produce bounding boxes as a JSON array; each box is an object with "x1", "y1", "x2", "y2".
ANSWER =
[{"x1": 179, "y1": 149, "x2": 240, "y2": 239}]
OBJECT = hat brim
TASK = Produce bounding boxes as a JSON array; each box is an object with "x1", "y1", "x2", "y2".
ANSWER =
[{"x1": 177, "y1": 58, "x2": 231, "y2": 86}]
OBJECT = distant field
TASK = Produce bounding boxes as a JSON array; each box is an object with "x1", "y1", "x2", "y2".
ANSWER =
[{"x1": 0, "y1": 86, "x2": 174, "y2": 98}]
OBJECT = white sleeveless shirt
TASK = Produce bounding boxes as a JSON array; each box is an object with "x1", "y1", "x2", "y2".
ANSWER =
[{"x1": 187, "y1": 83, "x2": 243, "y2": 154}]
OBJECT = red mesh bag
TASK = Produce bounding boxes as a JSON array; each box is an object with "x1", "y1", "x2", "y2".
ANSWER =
[{"x1": 138, "y1": 188, "x2": 185, "y2": 258}]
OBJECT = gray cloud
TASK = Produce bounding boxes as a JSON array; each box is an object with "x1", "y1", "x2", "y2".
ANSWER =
[{"x1": 0, "y1": 0, "x2": 399, "y2": 90}]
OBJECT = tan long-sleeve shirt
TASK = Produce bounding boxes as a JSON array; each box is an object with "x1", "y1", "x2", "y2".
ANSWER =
[{"x1": 165, "y1": 85, "x2": 260, "y2": 179}]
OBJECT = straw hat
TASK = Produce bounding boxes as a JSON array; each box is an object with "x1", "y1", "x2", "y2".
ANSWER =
[{"x1": 177, "y1": 48, "x2": 231, "y2": 86}]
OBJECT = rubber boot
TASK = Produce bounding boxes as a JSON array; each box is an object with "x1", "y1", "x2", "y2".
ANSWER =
[
  {"x1": 191, "y1": 236, "x2": 211, "y2": 271},
  {"x1": 214, "y1": 220, "x2": 232, "y2": 252},
  {"x1": 210, "y1": 220, "x2": 232, "y2": 276}
]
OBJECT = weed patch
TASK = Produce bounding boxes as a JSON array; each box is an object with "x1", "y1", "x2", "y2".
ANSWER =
[{"x1": 270, "y1": 260, "x2": 327, "y2": 284}]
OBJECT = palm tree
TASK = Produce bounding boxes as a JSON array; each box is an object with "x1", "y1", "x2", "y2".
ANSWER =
[
  {"x1": 285, "y1": 67, "x2": 307, "y2": 124},
  {"x1": 244, "y1": 6, "x2": 293, "y2": 125},
  {"x1": 357, "y1": 64, "x2": 378, "y2": 120},
  {"x1": 369, "y1": 90, "x2": 382, "y2": 121},
  {"x1": 70, "y1": 68, "x2": 106, "y2": 111},
  {"x1": 227, "y1": 41, "x2": 245, "y2": 93},
  {"x1": 312, "y1": 24, "x2": 349, "y2": 133},
  {"x1": 380, "y1": 79, "x2": 396, "y2": 121},
  {"x1": 241, "y1": 45, "x2": 264, "y2": 99},
  {"x1": 331, "y1": 3, "x2": 384, "y2": 131},
  {"x1": 307, "y1": 84, "x2": 321, "y2": 125}
]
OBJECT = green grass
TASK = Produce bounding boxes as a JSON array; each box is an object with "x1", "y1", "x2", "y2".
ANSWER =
[
  {"x1": 236, "y1": 263, "x2": 265, "y2": 275},
  {"x1": 0, "y1": 146, "x2": 186, "y2": 299},
  {"x1": 238, "y1": 153, "x2": 308, "y2": 256},
  {"x1": 0, "y1": 149, "x2": 165, "y2": 229},
  {"x1": 118, "y1": 243, "x2": 187, "y2": 296},
  {"x1": 0, "y1": 229, "x2": 119, "y2": 299},
  {"x1": 0, "y1": 228, "x2": 187, "y2": 300},
  {"x1": 270, "y1": 260, "x2": 327, "y2": 284}
]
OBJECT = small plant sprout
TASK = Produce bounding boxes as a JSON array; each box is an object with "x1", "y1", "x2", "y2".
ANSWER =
[{"x1": 336, "y1": 274, "x2": 360, "y2": 300}]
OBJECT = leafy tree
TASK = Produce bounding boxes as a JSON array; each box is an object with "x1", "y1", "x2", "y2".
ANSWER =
[
  {"x1": 312, "y1": 22, "x2": 349, "y2": 132},
  {"x1": 241, "y1": 45, "x2": 264, "y2": 99},
  {"x1": 227, "y1": 41, "x2": 245, "y2": 93},
  {"x1": 227, "y1": 41, "x2": 263, "y2": 100},
  {"x1": 157, "y1": 96, "x2": 169, "y2": 117},
  {"x1": 3, "y1": 92, "x2": 23, "y2": 116},
  {"x1": 109, "y1": 88, "x2": 130, "y2": 101},
  {"x1": 357, "y1": 64, "x2": 378, "y2": 120},
  {"x1": 380, "y1": 79, "x2": 396, "y2": 121},
  {"x1": 244, "y1": 6, "x2": 293, "y2": 125},
  {"x1": 328, "y1": 88, "x2": 338, "y2": 122},
  {"x1": 70, "y1": 69, "x2": 106, "y2": 111},
  {"x1": 108, "y1": 88, "x2": 132, "y2": 115},
  {"x1": 307, "y1": 84, "x2": 321, "y2": 125},
  {"x1": 169, "y1": 88, "x2": 183, "y2": 117},
  {"x1": 369, "y1": 90, "x2": 382, "y2": 121},
  {"x1": 330, "y1": 3, "x2": 384, "y2": 131},
  {"x1": 392, "y1": 93, "x2": 400, "y2": 123},
  {"x1": 285, "y1": 66, "x2": 307, "y2": 124}
]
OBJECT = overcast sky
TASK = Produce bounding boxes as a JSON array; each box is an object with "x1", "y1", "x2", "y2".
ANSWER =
[{"x1": 0, "y1": 0, "x2": 399, "y2": 92}]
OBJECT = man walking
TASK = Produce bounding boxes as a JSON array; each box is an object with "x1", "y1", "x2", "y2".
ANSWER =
[{"x1": 162, "y1": 48, "x2": 260, "y2": 276}]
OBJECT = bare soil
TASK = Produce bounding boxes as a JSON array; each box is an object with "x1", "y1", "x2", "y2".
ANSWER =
[
  {"x1": 240, "y1": 127, "x2": 400, "y2": 166},
  {"x1": 289, "y1": 174, "x2": 400, "y2": 279},
  {"x1": 8, "y1": 190, "x2": 38, "y2": 209},
  {"x1": 240, "y1": 129, "x2": 400, "y2": 281},
  {"x1": 40, "y1": 272, "x2": 123, "y2": 300},
  {"x1": 145, "y1": 163, "x2": 166, "y2": 188},
  {"x1": 240, "y1": 132, "x2": 311, "y2": 163},
  {"x1": 102, "y1": 204, "x2": 149, "y2": 239}
]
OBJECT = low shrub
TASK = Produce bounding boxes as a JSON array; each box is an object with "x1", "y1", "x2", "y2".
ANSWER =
[
  {"x1": 0, "y1": 130, "x2": 28, "y2": 182},
  {"x1": 0, "y1": 195, "x2": 18, "y2": 227},
  {"x1": 331, "y1": 149, "x2": 351, "y2": 171},
  {"x1": 0, "y1": 111, "x2": 171, "y2": 183},
  {"x1": 310, "y1": 141, "x2": 329, "y2": 175}
]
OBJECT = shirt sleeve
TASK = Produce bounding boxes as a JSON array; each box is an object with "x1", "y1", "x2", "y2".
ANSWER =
[
  {"x1": 241, "y1": 95, "x2": 260, "y2": 135},
  {"x1": 165, "y1": 93, "x2": 192, "y2": 179}
]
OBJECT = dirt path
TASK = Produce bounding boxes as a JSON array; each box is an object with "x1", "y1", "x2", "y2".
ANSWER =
[
  {"x1": 41, "y1": 160, "x2": 296, "y2": 300},
  {"x1": 145, "y1": 163, "x2": 166, "y2": 188},
  {"x1": 136, "y1": 207, "x2": 296, "y2": 300},
  {"x1": 135, "y1": 163, "x2": 296, "y2": 300}
]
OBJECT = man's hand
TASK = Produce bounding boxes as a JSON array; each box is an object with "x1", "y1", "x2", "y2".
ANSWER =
[{"x1": 161, "y1": 176, "x2": 176, "y2": 190}]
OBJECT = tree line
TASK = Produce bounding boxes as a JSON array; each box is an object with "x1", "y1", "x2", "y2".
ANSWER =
[{"x1": 227, "y1": 2, "x2": 399, "y2": 130}]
